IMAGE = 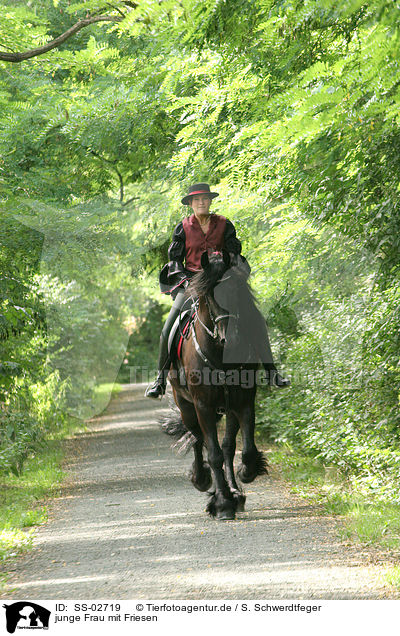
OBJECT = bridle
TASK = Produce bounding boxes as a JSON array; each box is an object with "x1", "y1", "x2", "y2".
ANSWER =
[
  {"x1": 180, "y1": 271, "x2": 244, "y2": 412},
  {"x1": 190, "y1": 275, "x2": 239, "y2": 341}
]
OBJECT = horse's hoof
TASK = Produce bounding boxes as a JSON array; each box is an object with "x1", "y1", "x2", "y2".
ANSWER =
[
  {"x1": 216, "y1": 511, "x2": 236, "y2": 521},
  {"x1": 233, "y1": 492, "x2": 246, "y2": 512},
  {"x1": 238, "y1": 452, "x2": 268, "y2": 483},
  {"x1": 206, "y1": 491, "x2": 236, "y2": 520},
  {"x1": 190, "y1": 462, "x2": 212, "y2": 492},
  {"x1": 191, "y1": 475, "x2": 212, "y2": 492},
  {"x1": 237, "y1": 464, "x2": 255, "y2": 484}
]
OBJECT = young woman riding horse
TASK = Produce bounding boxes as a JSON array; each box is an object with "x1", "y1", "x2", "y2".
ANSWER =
[
  {"x1": 145, "y1": 182, "x2": 290, "y2": 398},
  {"x1": 164, "y1": 248, "x2": 283, "y2": 520}
]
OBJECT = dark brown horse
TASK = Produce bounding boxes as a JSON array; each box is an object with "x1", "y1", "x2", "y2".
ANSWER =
[{"x1": 162, "y1": 249, "x2": 268, "y2": 520}]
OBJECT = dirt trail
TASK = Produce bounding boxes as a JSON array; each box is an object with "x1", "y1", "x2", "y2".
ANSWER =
[{"x1": 2, "y1": 383, "x2": 398, "y2": 599}]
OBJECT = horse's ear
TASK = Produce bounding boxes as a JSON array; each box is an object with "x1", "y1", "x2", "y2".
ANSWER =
[
  {"x1": 201, "y1": 251, "x2": 210, "y2": 269},
  {"x1": 222, "y1": 249, "x2": 231, "y2": 267}
]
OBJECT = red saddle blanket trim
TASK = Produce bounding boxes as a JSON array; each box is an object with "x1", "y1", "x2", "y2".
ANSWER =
[{"x1": 177, "y1": 316, "x2": 192, "y2": 360}]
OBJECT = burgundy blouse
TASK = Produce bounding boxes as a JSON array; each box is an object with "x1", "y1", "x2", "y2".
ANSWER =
[
  {"x1": 182, "y1": 213, "x2": 227, "y2": 271},
  {"x1": 159, "y1": 213, "x2": 243, "y2": 296}
]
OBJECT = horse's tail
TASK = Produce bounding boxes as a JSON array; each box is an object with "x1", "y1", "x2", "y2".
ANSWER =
[
  {"x1": 159, "y1": 396, "x2": 224, "y2": 455},
  {"x1": 159, "y1": 401, "x2": 197, "y2": 456}
]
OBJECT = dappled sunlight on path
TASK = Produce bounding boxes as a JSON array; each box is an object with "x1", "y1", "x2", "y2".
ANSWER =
[{"x1": 2, "y1": 384, "x2": 397, "y2": 599}]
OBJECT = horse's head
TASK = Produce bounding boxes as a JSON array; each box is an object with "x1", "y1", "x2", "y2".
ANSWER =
[{"x1": 187, "y1": 250, "x2": 249, "y2": 349}]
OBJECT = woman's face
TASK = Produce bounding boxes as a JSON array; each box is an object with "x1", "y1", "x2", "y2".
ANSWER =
[{"x1": 190, "y1": 194, "x2": 212, "y2": 216}]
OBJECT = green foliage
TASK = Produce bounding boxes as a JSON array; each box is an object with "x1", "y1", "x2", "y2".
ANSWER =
[
  {"x1": 0, "y1": 434, "x2": 71, "y2": 563},
  {"x1": 117, "y1": 300, "x2": 166, "y2": 382},
  {"x1": 267, "y1": 445, "x2": 400, "y2": 554},
  {"x1": 1, "y1": 0, "x2": 400, "y2": 504}
]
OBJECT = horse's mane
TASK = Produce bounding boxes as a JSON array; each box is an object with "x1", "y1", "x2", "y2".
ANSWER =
[{"x1": 185, "y1": 254, "x2": 259, "y2": 311}]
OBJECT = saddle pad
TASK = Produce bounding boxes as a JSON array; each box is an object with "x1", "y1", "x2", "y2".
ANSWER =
[
  {"x1": 167, "y1": 308, "x2": 192, "y2": 358},
  {"x1": 177, "y1": 318, "x2": 192, "y2": 360}
]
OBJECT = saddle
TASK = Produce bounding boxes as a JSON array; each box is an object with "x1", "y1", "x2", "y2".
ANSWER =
[{"x1": 167, "y1": 307, "x2": 196, "y2": 361}]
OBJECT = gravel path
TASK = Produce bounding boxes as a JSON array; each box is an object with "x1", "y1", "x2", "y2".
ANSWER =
[{"x1": 2, "y1": 383, "x2": 398, "y2": 599}]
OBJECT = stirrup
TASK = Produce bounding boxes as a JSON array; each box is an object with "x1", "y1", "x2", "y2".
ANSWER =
[
  {"x1": 271, "y1": 370, "x2": 291, "y2": 388},
  {"x1": 263, "y1": 368, "x2": 291, "y2": 388}
]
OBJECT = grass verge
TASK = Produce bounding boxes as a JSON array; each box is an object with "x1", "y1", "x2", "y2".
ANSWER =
[
  {"x1": 0, "y1": 382, "x2": 121, "y2": 592},
  {"x1": 92, "y1": 382, "x2": 121, "y2": 415},
  {"x1": 265, "y1": 442, "x2": 400, "y2": 591}
]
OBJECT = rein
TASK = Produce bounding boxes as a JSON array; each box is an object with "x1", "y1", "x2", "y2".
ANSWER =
[
  {"x1": 189, "y1": 318, "x2": 230, "y2": 412},
  {"x1": 183, "y1": 271, "x2": 245, "y2": 413}
]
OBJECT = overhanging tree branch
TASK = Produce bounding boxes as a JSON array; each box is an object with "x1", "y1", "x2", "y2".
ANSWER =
[
  {"x1": 106, "y1": 3, "x2": 126, "y2": 18},
  {"x1": 122, "y1": 196, "x2": 139, "y2": 207},
  {"x1": 0, "y1": 15, "x2": 124, "y2": 63},
  {"x1": 90, "y1": 149, "x2": 124, "y2": 204}
]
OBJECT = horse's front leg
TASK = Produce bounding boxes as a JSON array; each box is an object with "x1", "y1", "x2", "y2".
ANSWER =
[
  {"x1": 236, "y1": 400, "x2": 268, "y2": 484},
  {"x1": 222, "y1": 411, "x2": 246, "y2": 511},
  {"x1": 173, "y1": 390, "x2": 212, "y2": 492},
  {"x1": 195, "y1": 402, "x2": 237, "y2": 520},
  {"x1": 191, "y1": 438, "x2": 212, "y2": 492}
]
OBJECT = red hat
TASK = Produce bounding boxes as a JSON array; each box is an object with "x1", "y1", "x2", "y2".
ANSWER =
[{"x1": 181, "y1": 182, "x2": 219, "y2": 205}]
